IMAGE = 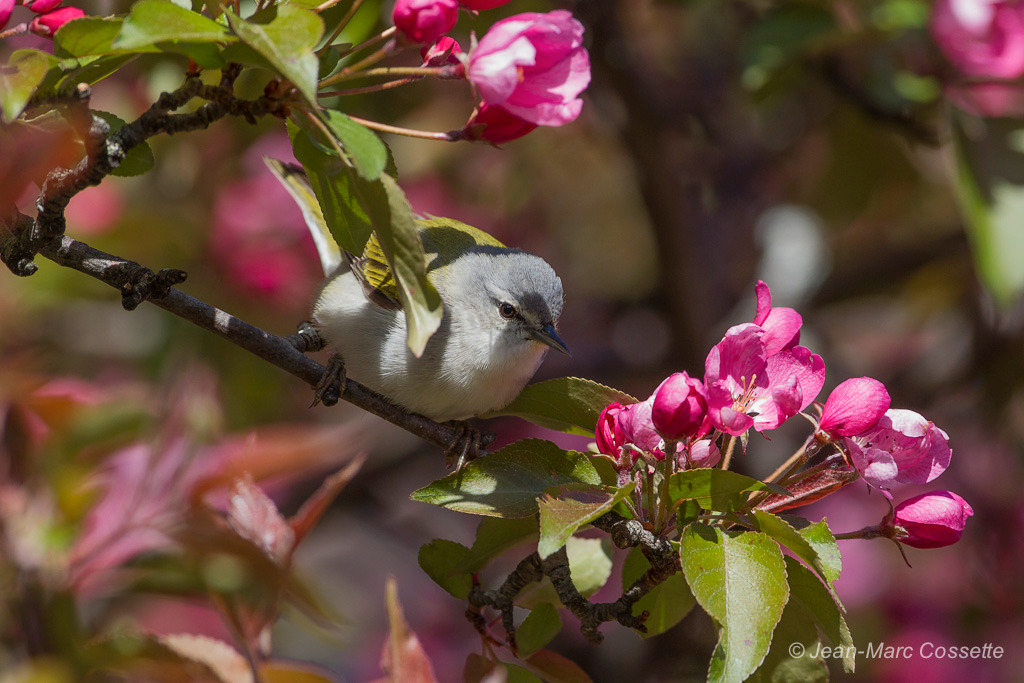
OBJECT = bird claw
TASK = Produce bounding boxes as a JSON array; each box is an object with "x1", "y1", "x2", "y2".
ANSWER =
[
  {"x1": 445, "y1": 421, "x2": 485, "y2": 470},
  {"x1": 312, "y1": 353, "x2": 345, "y2": 407},
  {"x1": 288, "y1": 320, "x2": 326, "y2": 353}
]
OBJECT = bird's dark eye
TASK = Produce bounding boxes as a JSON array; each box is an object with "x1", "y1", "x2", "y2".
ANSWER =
[{"x1": 498, "y1": 302, "x2": 517, "y2": 319}]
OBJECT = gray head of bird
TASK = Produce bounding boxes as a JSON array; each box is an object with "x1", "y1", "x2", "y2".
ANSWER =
[{"x1": 434, "y1": 245, "x2": 569, "y2": 359}]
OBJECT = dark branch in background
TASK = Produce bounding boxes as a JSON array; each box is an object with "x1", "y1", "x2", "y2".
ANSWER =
[
  {"x1": 467, "y1": 512, "x2": 679, "y2": 646},
  {"x1": 0, "y1": 71, "x2": 482, "y2": 456}
]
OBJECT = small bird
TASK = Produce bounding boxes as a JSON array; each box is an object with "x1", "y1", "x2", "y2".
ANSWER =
[{"x1": 267, "y1": 160, "x2": 569, "y2": 423}]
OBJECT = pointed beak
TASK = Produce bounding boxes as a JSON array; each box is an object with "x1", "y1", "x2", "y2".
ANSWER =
[{"x1": 530, "y1": 323, "x2": 571, "y2": 356}]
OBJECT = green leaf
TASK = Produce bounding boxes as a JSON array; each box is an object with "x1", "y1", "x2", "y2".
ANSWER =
[
  {"x1": 795, "y1": 518, "x2": 842, "y2": 585},
  {"x1": 621, "y1": 547, "x2": 694, "y2": 638},
  {"x1": 489, "y1": 377, "x2": 637, "y2": 436},
  {"x1": 564, "y1": 536, "x2": 613, "y2": 598},
  {"x1": 516, "y1": 602, "x2": 562, "y2": 658},
  {"x1": 364, "y1": 175, "x2": 443, "y2": 356},
  {"x1": 748, "y1": 583, "x2": 829, "y2": 683},
  {"x1": 290, "y1": 127, "x2": 373, "y2": 256},
  {"x1": 751, "y1": 510, "x2": 835, "y2": 590},
  {"x1": 668, "y1": 469, "x2": 789, "y2": 513},
  {"x1": 115, "y1": 0, "x2": 233, "y2": 66},
  {"x1": 410, "y1": 440, "x2": 601, "y2": 518},
  {"x1": 321, "y1": 110, "x2": 387, "y2": 181},
  {"x1": 93, "y1": 111, "x2": 155, "y2": 177},
  {"x1": 42, "y1": 54, "x2": 137, "y2": 94},
  {"x1": 420, "y1": 518, "x2": 537, "y2": 596},
  {"x1": 55, "y1": 18, "x2": 154, "y2": 58},
  {"x1": 461, "y1": 517, "x2": 538, "y2": 572},
  {"x1": 952, "y1": 112, "x2": 1024, "y2": 307},
  {"x1": 682, "y1": 524, "x2": 789, "y2": 683},
  {"x1": 517, "y1": 537, "x2": 613, "y2": 607},
  {"x1": 417, "y1": 539, "x2": 472, "y2": 599},
  {"x1": 784, "y1": 556, "x2": 854, "y2": 673},
  {"x1": 225, "y1": 6, "x2": 323, "y2": 108},
  {"x1": 1, "y1": 50, "x2": 58, "y2": 123},
  {"x1": 537, "y1": 482, "x2": 635, "y2": 559}
]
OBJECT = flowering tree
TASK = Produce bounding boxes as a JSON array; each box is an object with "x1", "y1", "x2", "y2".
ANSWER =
[{"x1": 2, "y1": 0, "x2": 1016, "y2": 681}]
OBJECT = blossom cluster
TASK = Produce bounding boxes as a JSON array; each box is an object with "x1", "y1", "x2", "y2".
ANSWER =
[
  {"x1": 1, "y1": 0, "x2": 83, "y2": 37},
  {"x1": 595, "y1": 281, "x2": 973, "y2": 550},
  {"x1": 392, "y1": 0, "x2": 590, "y2": 143},
  {"x1": 931, "y1": 0, "x2": 1024, "y2": 116}
]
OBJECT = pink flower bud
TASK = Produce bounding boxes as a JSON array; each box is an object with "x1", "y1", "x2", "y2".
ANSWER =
[
  {"x1": 458, "y1": 0, "x2": 511, "y2": 10},
  {"x1": 392, "y1": 0, "x2": 458, "y2": 45},
  {"x1": 28, "y1": 5, "x2": 83, "y2": 36},
  {"x1": 818, "y1": 377, "x2": 890, "y2": 438},
  {"x1": 461, "y1": 104, "x2": 537, "y2": 145},
  {"x1": 888, "y1": 491, "x2": 974, "y2": 549},
  {"x1": 420, "y1": 36, "x2": 462, "y2": 67},
  {"x1": 651, "y1": 372, "x2": 708, "y2": 440},
  {"x1": 467, "y1": 10, "x2": 590, "y2": 126},
  {"x1": 25, "y1": 0, "x2": 62, "y2": 13},
  {"x1": 595, "y1": 402, "x2": 626, "y2": 459}
]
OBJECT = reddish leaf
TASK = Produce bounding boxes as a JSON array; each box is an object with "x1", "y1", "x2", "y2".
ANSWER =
[
  {"x1": 379, "y1": 577, "x2": 438, "y2": 683},
  {"x1": 227, "y1": 475, "x2": 295, "y2": 567},
  {"x1": 289, "y1": 454, "x2": 366, "y2": 544}
]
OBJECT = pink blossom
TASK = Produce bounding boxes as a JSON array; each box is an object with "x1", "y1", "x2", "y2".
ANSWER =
[
  {"x1": 888, "y1": 490, "x2": 974, "y2": 548},
  {"x1": 931, "y1": 0, "x2": 1024, "y2": 79},
  {"x1": 467, "y1": 10, "x2": 591, "y2": 126},
  {"x1": 420, "y1": 36, "x2": 462, "y2": 67},
  {"x1": 752, "y1": 280, "x2": 802, "y2": 355},
  {"x1": 461, "y1": 103, "x2": 538, "y2": 144},
  {"x1": 25, "y1": 0, "x2": 63, "y2": 13},
  {"x1": 459, "y1": 0, "x2": 511, "y2": 10},
  {"x1": 392, "y1": 0, "x2": 458, "y2": 45},
  {"x1": 704, "y1": 323, "x2": 825, "y2": 435},
  {"x1": 681, "y1": 438, "x2": 721, "y2": 469},
  {"x1": 651, "y1": 371, "x2": 708, "y2": 440},
  {"x1": 615, "y1": 396, "x2": 663, "y2": 457},
  {"x1": 28, "y1": 5, "x2": 84, "y2": 36},
  {"x1": 845, "y1": 409, "x2": 952, "y2": 493},
  {"x1": 595, "y1": 402, "x2": 626, "y2": 459},
  {"x1": 2, "y1": 0, "x2": 15, "y2": 28},
  {"x1": 818, "y1": 377, "x2": 891, "y2": 438}
]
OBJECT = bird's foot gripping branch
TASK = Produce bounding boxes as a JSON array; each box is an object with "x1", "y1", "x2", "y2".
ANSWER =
[{"x1": 412, "y1": 281, "x2": 973, "y2": 681}]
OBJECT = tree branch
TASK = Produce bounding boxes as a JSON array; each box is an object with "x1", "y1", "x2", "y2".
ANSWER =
[
  {"x1": 23, "y1": 231, "x2": 475, "y2": 455},
  {"x1": 465, "y1": 511, "x2": 683, "y2": 647}
]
